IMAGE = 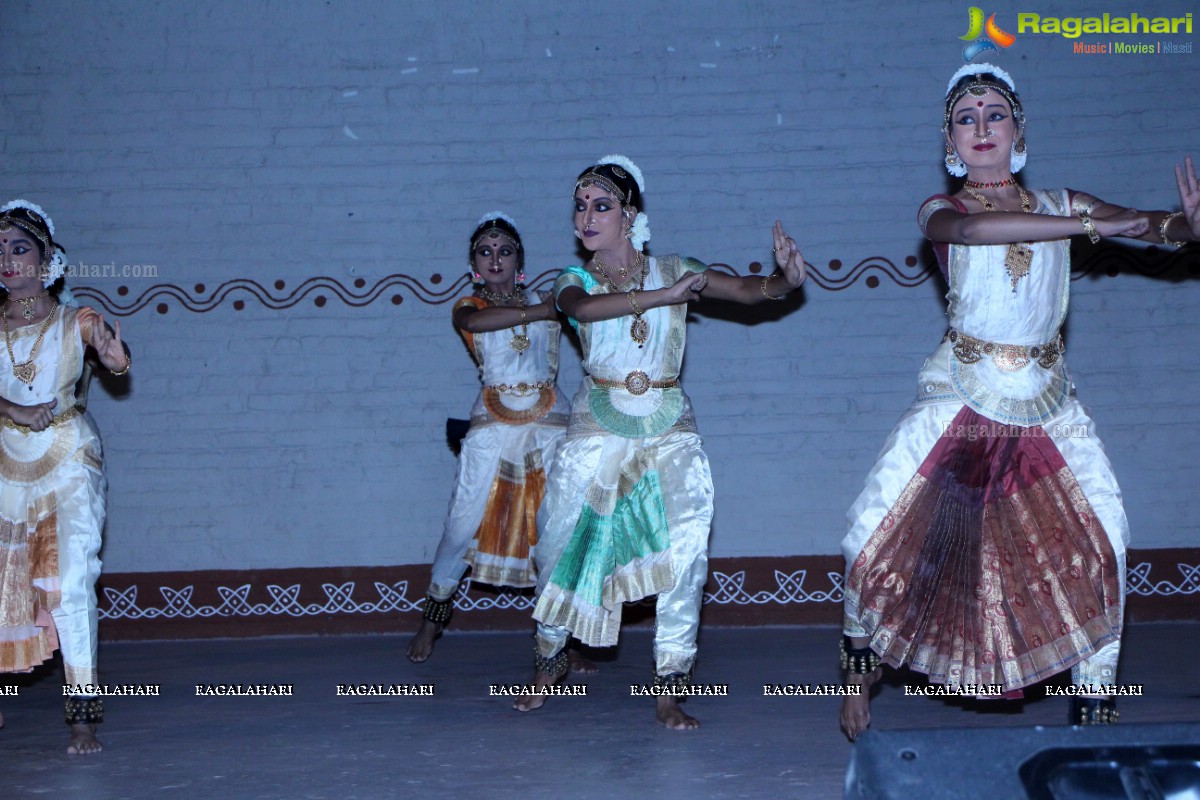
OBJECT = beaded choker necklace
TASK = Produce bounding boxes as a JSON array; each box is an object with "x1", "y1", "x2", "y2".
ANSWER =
[
  {"x1": 9, "y1": 290, "x2": 49, "y2": 321},
  {"x1": 477, "y1": 285, "x2": 522, "y2": 305},
  {"x1": 592, "y1": 252, "x2": 646, "y2": 290},
  {"x1": 964, "y1": 177, "x2": 1017, "y2": 190}
]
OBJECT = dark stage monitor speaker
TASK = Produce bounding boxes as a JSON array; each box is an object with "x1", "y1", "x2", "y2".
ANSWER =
[{"x1": 846, "y1": 723, "x2": 1200, "y2": 799}]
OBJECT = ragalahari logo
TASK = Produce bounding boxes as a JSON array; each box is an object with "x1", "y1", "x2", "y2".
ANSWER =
[{"x1": 960, "y1": 7, "x2": 1017, "y2": 61}]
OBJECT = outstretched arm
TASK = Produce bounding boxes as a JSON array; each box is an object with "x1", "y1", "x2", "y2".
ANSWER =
[
  {"x1": 923, "y1": 203, "x2": 1149, "y2": 245},
  {"x1": 699, "y1": 220, "x2": 807, "y2": 304},
  {"x1": 558, "y1": 272, "x2": 708, "y2": 323},
  {"x1": 924, "y1": 158, "x2": 1200, "y2": 247},
  {"x1": 1075, "y1": 165, "x2": 1200, "y2": 245},
  {"x1": 1083, "y1": 155, "x2": 1200, "y2": 246},
  {"x1": 454, "y1": 301, "x2": 557, "y2": 333}
]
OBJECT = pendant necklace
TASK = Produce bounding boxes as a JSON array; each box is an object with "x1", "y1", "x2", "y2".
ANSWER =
[
  {"x1": 594, "y1": 253, "x2": 649, "y2": 347},
  {"x1": 964, "y1": 184, "x2": 1034, "y2": 291},
  {"x1": 3, "y1": 301, "x2": 58, "y2": 388},
  {"x1": 479, "y1": 285, "x2": 530, "y2": 353}
]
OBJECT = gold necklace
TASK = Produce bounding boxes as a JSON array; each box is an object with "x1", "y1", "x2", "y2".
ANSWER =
[
  {"x1": 10, "y1": 290, "x2": 49, "y2": 321},
  {"x1": 477, "y1": 285, "x2": 530, "y2": 353},
  {"x1": 477, "y1": 285, "x2": 522, "y2": 305},
  {"x1": 3, "y1": 301, "x2": 59, "y2": 388},
  {"x1": 594, "y1": 254, "x2": 649, "y2": 347},
  {"x1": 964, "y1": 177, "x2": 1017, "y2": 189},
  {"x1": 963, "y1": 184, "x2": 1034, "y2": 291},
  {"x1": 509, "y1": 291, "x2": 530, "y2": 354},
  {"x1": 592, "y1": 252, "x2": 645, "y2": 289}
]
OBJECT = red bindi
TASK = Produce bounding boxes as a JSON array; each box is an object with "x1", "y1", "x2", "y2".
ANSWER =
[
  {"x1": 584, "y1": 194, "x2": 590, "y2": 200},
  {"x1": 976, "y1": 101, "x2": 984, "y2": 107}
]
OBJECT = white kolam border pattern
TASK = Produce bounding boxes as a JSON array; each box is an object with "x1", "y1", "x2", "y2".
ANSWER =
[{"x1": 97, "y1": 562, "x2": 1200, "y2": 621}]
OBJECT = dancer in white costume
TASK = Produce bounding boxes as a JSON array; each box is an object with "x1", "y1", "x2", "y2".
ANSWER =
[
  {"x1": 407, "y1": 213, "x2": 571, "y2": 663},
  {"x1": 515, "y1": 156, "x2": 806, "y2": 728},
  {"x1": 0, "y1": 201, "x2": 131, "y2": 754},
  {"x1": 839, "y1": 65, "x2": 1200, "y2": 741}
]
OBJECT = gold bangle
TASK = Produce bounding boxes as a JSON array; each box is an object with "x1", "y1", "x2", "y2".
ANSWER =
[
  {"x1": 109, "y1": 352, "x2": 131, "y2": 376},
  {"x1": 627, "y1": 290, "x2": 644, "y2": 316},
  {"x1": 1079, "y1": 212, "x2": 1100, "y2": 244},
  {"x1": 760, "y1": 273, "x2": 787, "y2": 301},
  {"x1": 1160, "y1": 211, "x2": 1185, "y2": 248}
]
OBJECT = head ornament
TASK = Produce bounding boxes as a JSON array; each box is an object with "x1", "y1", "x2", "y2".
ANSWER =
[
  {"x1": 942, "y1": 63, "x2": 1026, "y2": 175},
  {"x1": 0, "y1": 199, "x2": 67, "y2": 287}
]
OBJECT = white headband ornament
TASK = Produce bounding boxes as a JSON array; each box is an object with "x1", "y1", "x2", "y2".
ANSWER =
[
  {"x1": 945, "y1": 62, "x2": 1016, "y2": 96},
  {"x1": 0, "y1": 198, "x2": 56, "y2": 236},
  {"x1": 476, "y1": 210, "x2": 518, "y2": 231},
  {"x1": 596, "y1": 154, "x2": 645, "y2": 192}
]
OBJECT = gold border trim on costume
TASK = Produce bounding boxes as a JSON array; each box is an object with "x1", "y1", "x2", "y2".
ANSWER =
[
  {"x1": 0, "y1": 420, "x2": 77, "y2": 483},
  {"x1": 482, "y1": 386, "x2": 557, "y2": 425}
]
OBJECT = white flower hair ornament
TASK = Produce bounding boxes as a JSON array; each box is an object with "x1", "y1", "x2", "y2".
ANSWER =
[
  {"x1": 945, "y1": 62, "x2": 1017, "y2": 95},
  {"x1": 0, "y1": 199, "x2": 56, "y2": 236},
  {"x1": 43, "y1": 248, "x2": 67, "y2": 287},
  {"x1": 628, "y1": 212, "x2": 651, "y2": 250},
  {"x1": 596, "y1": 154, "x2": 645, "y2": 192},
  {"x1": 0, "y1": 198, "x2": 67, "y2": 286},
  {"x1": 476, "y1": 210, "x2": 519, "y2": 231}
]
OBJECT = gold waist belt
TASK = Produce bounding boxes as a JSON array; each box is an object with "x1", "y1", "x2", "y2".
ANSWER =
[
  {"x1": 486, "y1": 380, "x2": 552, "y2": 396},
  {"x1": 1, "y1": 405, "x2": 80, "y2": 434},
  {"x1": 947, "y1": 329, "x2": 1063, "y2": 372},
  {"x1": 590, "y1": 371, "x2": 680, "y2": 397}
]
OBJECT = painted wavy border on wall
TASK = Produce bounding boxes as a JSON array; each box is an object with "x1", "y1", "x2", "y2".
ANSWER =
[
  {"x1": 97, "y1": 561, "x2": 1200, "y2": 622},
  {"x1": 72, "y1": 246, "x2": 1195, "y2": 316}
]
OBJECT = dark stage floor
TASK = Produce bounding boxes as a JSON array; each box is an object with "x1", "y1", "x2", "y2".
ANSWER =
[{"x1": 1, "y1": 623, "x2": 1197, "y2": 799}]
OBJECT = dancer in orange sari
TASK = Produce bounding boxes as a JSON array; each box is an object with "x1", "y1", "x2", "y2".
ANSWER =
[{"x1": 407, "y1": 213, "x2": 570, "y2": 663}]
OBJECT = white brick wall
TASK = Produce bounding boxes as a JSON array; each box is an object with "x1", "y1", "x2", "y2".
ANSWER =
[{"x1": 3, "y1": 0, "x2": 1198, "y2": 572}]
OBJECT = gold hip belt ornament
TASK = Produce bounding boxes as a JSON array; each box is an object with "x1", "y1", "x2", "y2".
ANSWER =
[
  {"x1": 485, "y1": 381, "x2": 552, "y2": 397},
  {"x1": 0, "y1": 405, "x2": 80, "y2": 434},
  {"x1": 947, "y1": 329, "x2": 1063, "y2": 372},
  {"x1": 590, "y1": 371, "x2": 680, "y2": 397}
]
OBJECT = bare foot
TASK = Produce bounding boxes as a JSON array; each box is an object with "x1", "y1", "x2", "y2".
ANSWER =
[
  {"x1": 656, "y1": 696, "x2": 699, "y2": 729},
  {"x1": 513, "y1": 668, "x2": 565, "y2": 713},
  {"x1": 67, "y1": 723, "x2": 102, "y2": 755},
  {"x1": 405, "y1": 619, "x2": 443, "y2": 663},
  {"x1": 839, "y1": 666, "x2": 881, "y2": 742},
  {"x1": 567, "y1": 647, "x2": 597, "y2": 674}
]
